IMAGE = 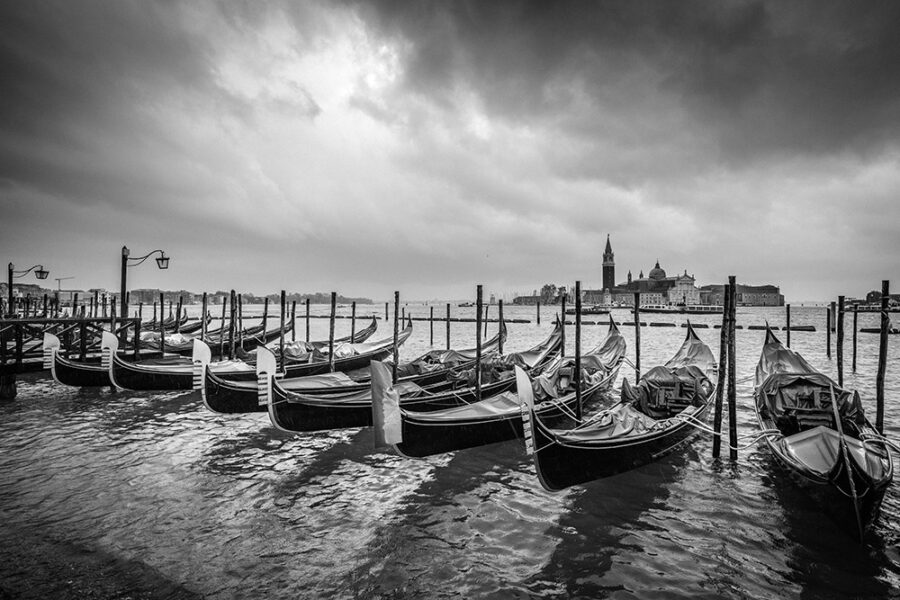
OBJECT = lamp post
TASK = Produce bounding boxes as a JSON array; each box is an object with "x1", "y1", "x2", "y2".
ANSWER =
[
  {"x1": 120, "y1": 246, "x2": 170, "y2": 321},
  {"x1": 7, "y1": 263, "x2": 49, "y2": 317}
]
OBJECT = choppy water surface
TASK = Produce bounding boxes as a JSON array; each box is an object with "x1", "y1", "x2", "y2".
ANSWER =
[{"x1": 1, "y1": 304, "x2": 899, "y2": 598}]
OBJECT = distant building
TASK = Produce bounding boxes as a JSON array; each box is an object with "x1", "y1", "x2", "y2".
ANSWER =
[{"x1": 700, "y1": 284, "x2": 784, "y2": 307}]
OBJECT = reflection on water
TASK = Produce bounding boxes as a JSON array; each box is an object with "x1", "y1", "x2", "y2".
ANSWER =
[{"x1": 0, "y1": 305, "x2": 898, "y2": 598}]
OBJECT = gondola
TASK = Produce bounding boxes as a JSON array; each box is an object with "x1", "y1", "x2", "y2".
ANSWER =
[
  {"x1": 520, "y1": 322, "x2": 717, "y2": 491},
  {"x1": 138, "y1": 319, "x2": 293, "y2": 357},
  {"x1": 753, "y1": 327, "x2": 893, "y2": 538},
  {"x1": 264, "y1": 321, "x2": 563, "y2": 433},
  {"x1": 377, "y1": 318, "x2": 625, "y2": 457},
  {"x1": 43, "y1": 332, "x2": 115, "y2": 387},
  {"x1": 201, "y1": 319, "x2": 503, "y2": 414},
  {"x1": 108, "y1": 332, "x2": 254, "y2": 391}
]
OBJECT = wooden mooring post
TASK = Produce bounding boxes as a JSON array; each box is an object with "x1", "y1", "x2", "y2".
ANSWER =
[
  {"x1": 279, "y1": 290, "x2": 286, "y2": 362},
  {"x1": 476, "y1": 285, "x2": 483, "y2": 402},
  {"x1": 328, "y1": 292, "x2": 336, "y2": 373},
  {"x1": 727, "y1": 276, "x2": 738, "y2": 460},
  {"x1": 712, "y1": 282, "x2": 732, "y2": 459},
  {"x1": 228, "y1": 290, "x2": 236, "y2": 360},
  {"x1": 574, "y1": 281, "x2": 582, "y2": 422},
  {"x1": 445, "y1": 303, "x2": 450, "y2": 351},
  {"x1": 159, "y1": 292, "x2": 166, "y2": 356},
  {"x1": 876, "y1": 280, "x2": 889, "y2": 434},
  {"x1": 837, "y1": 296, "x2": 845, "y2": 387},
  {"x1": 429, "y1": 306, "x2": 434, "y2": 346},
  {"x1": 852, "y1": 304, "x2": 858, "y2": 373},
  {"x1": 290, "y1": 301, "x2": 296, "y2": 342},
  {"x1": 351, "y1": 301, "x2": 357, "y2": 339},
  {"x1": 498, "y1": 299, "x2": 504, "y2": 355},
  {"x1": 305, "y1": 298, "x2": 310, "y2": 343},
  {"x1": 785, "y1": 304, "x2": 791, "y2": 348},
  {"x1": 560, "y1": 292, "x2": 567, "y2": 357},
  {"x1": 826, "y1": 305, "x2": 832, "y2": 359},
  {"x1": 536, "y1": 300, "x2": 541, "y2": 325},
  {"x1": 219, "y1": 296, "x2": 227, "y2": 358},
  {"x1": 392, "y1": 292, "x2": 400, "y2": 383},
  {"x1": 633, "y1": 292, "x2": 641, "y2": 381}
]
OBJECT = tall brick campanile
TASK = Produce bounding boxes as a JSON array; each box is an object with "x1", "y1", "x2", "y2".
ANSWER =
[{"x1": 602, "y1": 234, "x2": 615, "y2": 291}]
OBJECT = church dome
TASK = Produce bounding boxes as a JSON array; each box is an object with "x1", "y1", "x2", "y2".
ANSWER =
[{"x1": 648, "y1": 260, "x2": 666, "y2": 280}]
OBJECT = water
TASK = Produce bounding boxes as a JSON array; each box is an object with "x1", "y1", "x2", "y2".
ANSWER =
[{"x1": 1, "y1": 304, "x2": 898, "y2": 598}]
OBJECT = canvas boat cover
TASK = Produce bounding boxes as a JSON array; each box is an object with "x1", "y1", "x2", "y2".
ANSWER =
[
  {"x1": 618, "y1": 328, "x2": 715, "y2": 419},
  {"x1": 405, "y1": 391, "x2": 521, "y2": 422},
  {"x1": 777, "y1": 425, "x2": 888, "y2": 480},
  {"x1": 531, "y1": 329, "x2": 626, "y2": 402},
  {"x1": 284, "y1": 379, "x2": 425, "y2": 404},
  {"x1": 281, "y1": 326, "x2": 412, "y2": 363},
  {"x1": 279, "y1": 372, "x2": 359, "y2": 390},
  {"x1": 755, "y1": 332, "x2": 865, "y2": 428},
  {"x1": 553, "y1": 402, "x2": 664, "y2": 442}
]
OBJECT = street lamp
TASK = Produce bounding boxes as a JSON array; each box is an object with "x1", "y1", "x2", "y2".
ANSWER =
[
  {"x1": 120, "y1": 246, "x2": 170, "y2": 320},
  {"x1": 7, "y1": 263, "x2": 49, "y2": 317}
]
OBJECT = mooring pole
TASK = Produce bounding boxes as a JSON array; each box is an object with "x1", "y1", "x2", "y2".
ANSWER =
[
  {"x1": 633, "y1": 292, "x2": 641, "y2": 381},
  {"x1": 385, "y1": 301, "x2": 388, "y2": 322},
  {"x1": 279, "y1": 290, "x2": 286, "y2": 364},
  {"x1": 305, "y1": 298, "x2": 310, "y2": 343},
  {"x1": 262, "y1": 297, "x2": 269, "y2": 329},
  {"x1": 328, "y1": 291, "x2": 336, "y2": 373},
  {"x1": 876, "y1": 280, "x2": 889, "y2": 434},
  {"x1": 446, "y1": 303, "x2": 451, "y2": 351},
  {"x1": 429, "y1": 306, "x2": 434, "y2": 346},
  {"x1": 237, "y1": 293, "x2": 244, "y2": 351},
  {"x1": 575, "y1": 281, "x2": 582, "y2": 422},
  {"x1": 290, "y1": 301, "x2": 296, "y2": 342},
  {"x1": 826, "y1": 305, "x2": 832, "y2": 359},
  {"x1": 159, "y1": 292, "x2": 166, "y2": 356},
  {"x1": 852, "y1": 304, "x2": 858, "y2": 373},
  {"x1": 484, "y1": 303, "x2": 489, "y2": 337},
  {"x1": 728, "y1": 276, "x2": 738, "y2": 461},
  {"x1": 712, "y1": 282, "x2": 731, "y2": 459},
  {"x1": 476, "y1": 285, "x2": 483, "y2": 402},
  {"x1": 785, "y1": 303, "x2": 791, "y2": 348},
  {"x1": 498, "y1": 299, "x2": 504, "y2": 355},
  {"x1": 176, "y1": 296, "x2": 184, "y2": 333},
  {"x1": 560, "y1": 292, "x2": 567, "y2": 356},
  {"x1": 219, "y1": 296, "x2": 227, "y2": 358},
  {"x1": 228, "y1": 290, "x2": 236, "y2": 360},
  {"x1": 536, "y1": 300, "x2": 541, "y2": 325},
  {"x1": 351, "y1": 301, "x2": 357, "y2": 339},
  {"x1": 201, "y1": 293, "x2": 208, "y2": 343},
  {"x1": 392, "y1": 291, "x2": 400, "y2": 383},
  {"x1": 837, "y1": 296, "x2": 845, "y2": 387}
]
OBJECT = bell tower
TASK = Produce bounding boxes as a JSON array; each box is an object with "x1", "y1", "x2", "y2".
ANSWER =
[{"x1": 602, "y1": 234, "x2": 615, "y2": 291}]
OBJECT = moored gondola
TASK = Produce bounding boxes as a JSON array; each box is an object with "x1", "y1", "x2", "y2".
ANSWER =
[
  {"x1": 376, "y1": 318, "x2": 626, "y2": 457},
  {"x1": 43, "y1": 332, "x2": 115, "y2": 387},
  {"x1": 264, "y1": 321, "x2": 562, "y2": 433},
  {"x1": 753, "y1": 326, "x2": 894, "y2": 539},
  {"x1": 201, "y1": 320, "x2": 504, "y2": 414},
  {"x1": 520, "y1": 321, "x2": 717, "y2": 491},
  {"x1": 108, "y1": 332, "x2": 253, "y2": 391}
]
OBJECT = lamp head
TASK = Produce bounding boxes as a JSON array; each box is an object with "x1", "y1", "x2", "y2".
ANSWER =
[{"x1": 155, "y1": 253, "x2": 170, "y2": 270}]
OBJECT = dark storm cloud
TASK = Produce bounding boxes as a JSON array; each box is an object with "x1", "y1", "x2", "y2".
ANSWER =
[{"x1": 350, "y1": 0, "x2": 900, "y2": 179}]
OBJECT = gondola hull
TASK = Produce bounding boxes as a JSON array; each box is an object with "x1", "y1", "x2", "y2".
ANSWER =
[
  {"x1": 111, "y1": 354, "x2": 194, "y2": 391},
  {"x1": 395, "y1": 386, "x2": 598, "y2": 458},
  {"x1": 50, "y1": 353, "x2": 112, "y2": 387},
  {"x1": 764, "y1": 435, "x2": 890, "y2": 536},
  {"x1": 530, "y1": 403, "x2": 710, "y2": 491}
]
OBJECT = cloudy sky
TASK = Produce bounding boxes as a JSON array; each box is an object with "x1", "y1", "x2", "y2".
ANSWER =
[{"x1": 2, "y1": 1, "x2": 898, "y2": 302}]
